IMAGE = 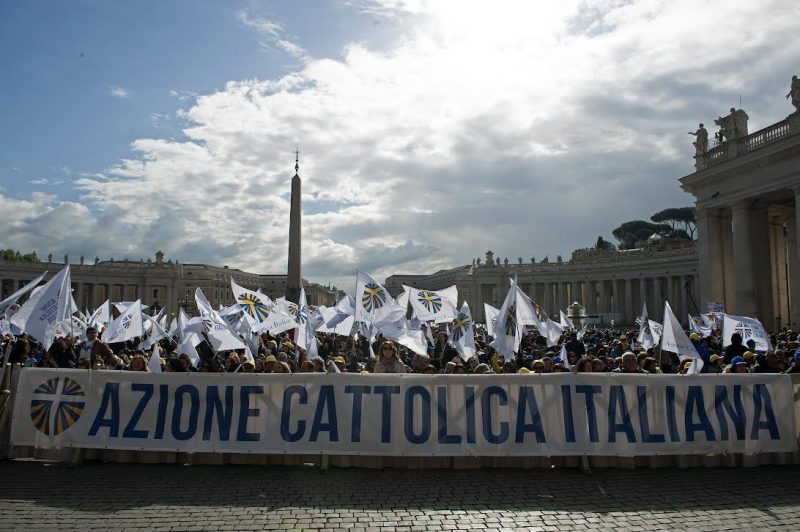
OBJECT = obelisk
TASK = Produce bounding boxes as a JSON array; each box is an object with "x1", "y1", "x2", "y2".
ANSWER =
[{"x1": 286, "y1": 150, "x2": 302, "y2": 304}]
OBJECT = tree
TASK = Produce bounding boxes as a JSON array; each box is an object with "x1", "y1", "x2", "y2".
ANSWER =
[
  {"x1": 651, "y1": 207, "x2": 696, "y2": 239},
  {"x1": 595, "y1": 236, "x2": 616, "y2": 251},
  {"x1": 612, "y1": 220, "x2": 671, "y2": 249},
  {"x1": 0, "y1": 249, "x2": 40, "y2": 263}
]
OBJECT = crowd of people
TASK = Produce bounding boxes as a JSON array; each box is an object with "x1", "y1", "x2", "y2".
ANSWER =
[{"x1": 4, "y1": 318, "x2": 800, "y2": 377}]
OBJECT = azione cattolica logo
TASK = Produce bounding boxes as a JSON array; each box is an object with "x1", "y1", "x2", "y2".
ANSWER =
[{"x1": 30, "y1": 377, "x2": 85, "y2": 436}]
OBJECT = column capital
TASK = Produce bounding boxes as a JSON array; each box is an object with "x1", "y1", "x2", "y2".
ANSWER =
[{"x1": 730, "y1": 199, "x2": 752, "y2": 212}]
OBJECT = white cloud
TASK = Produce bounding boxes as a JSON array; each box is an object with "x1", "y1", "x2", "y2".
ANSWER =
[
  {"x1": 237, "y1": 10, "x2": 310, "y2": 62},
  {"x1": 108, "y1": 85, "x2": 129, "y2": 98},
  {"x1": 5, "y1": 0, "x2": 800, "y2": 291}
]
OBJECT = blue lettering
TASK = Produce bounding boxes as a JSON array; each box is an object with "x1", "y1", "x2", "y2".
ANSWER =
[
  {"x1": 575, "y1": 385, "x2": 601, "y2": 443},
  {"x1": 154, "y1": 384, "x2": 168, "y2": 440},
  {"x1": 714, "y1": 385, "x2": 745, "y2": 441},
  {"x1": 122, "y1": 383, "x2": 153, "y2": 439},
  {"x1": 437, "y1": 386, "x2": 461, "y2": 444},
  {"x1": 665, "y1": 385, "x2": 679, "y2": 442},
  {"x1": 373, "y1": 385, "x2": 400, "y2": 443},
  {"x1": 481, "y1": 386, "x2": 509, "y2": 444},
  {"x1": 171, "y1": 384, "x2": 199, "y2": 441},
  {"x1": 404, "y1": 386, "x2": 431, "y2": 444},
  {"x1": 89, "y1": 382, "x2": 120, "y2": 437},
  {"x1": 465, "y1": 386, "x2": 476, "y2": 444},
  {"x1": 561, "y1": 385, "x2": 575, "y2": 443},
  {"x1": 281, "y1": 385, "x2": 307, "y2": 442},
  {"x1": 752, "y1": 384, "x2": 780, "y2": 440},
  {"x1": 515, "y1": 386, "x2": 546, "y2": 443},
  {"x1": 345, "y1": 385, "x2": 371, "y2": 443},
  {"x1": 237, "y1": 386, "x2": 262, "y2": 442},
  {"x1": 637, "y1": 386, "x2": 664, "y2": 443},
  {"x1": 685, "y1": 385, "x2": 715, "y2": 442},
  {"x1": 608, "y1": 385, "x2": 636, "y2": 443},
  {"x1": 203, "y1": 386, "x2": 233, "y2": 441},
  {"x1": 310, "y1": 385, "x2": 339, "y2": 442}
]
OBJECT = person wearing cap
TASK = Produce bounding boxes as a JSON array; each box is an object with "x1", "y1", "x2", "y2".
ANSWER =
[
  {"x1": 74, "y1": 326, "x2": 113, "y2": 368},
  {"x1": 725, "y1": 356, "x2": 749, "y2": 374},
  {"x1": 706, "y1": 353, "x2": 724, "y2": 373},
  {"x1": 373, "y1": 341, "x2": 406, "y2": 373},
  {"x1": 264, "y1": 354, "x2": 279, "y2": 373},
  {"x1": 752, "y1": 352, "x2": 782, "y2": 374},
  {"x1": 332, "y1": 355, "x2": 347, "y2": 372}
]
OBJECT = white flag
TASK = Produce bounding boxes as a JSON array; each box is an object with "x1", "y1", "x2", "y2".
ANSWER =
[
  {"x1": 10, "y1": 265, "x2": 71, "y2": 348},
  {"x1": 296, "y1": 287, "x2": 320, "y2": 359},
  {"x1": 688, "y1": 313, "x2": 713, "y2": 338},
  {"x1": 404, "y1": 285, "x2": 459, "y2": 323},
  {"x1": 543, "y1": 318, "x2": 564, "y2": 347},
  {"x1": 449, "y1": 301, "x2": 476, "y2": 362},
  {"x1": 490, "y1": 278, "x2": 521, "y2": 361},
  {"x1": 178, "y1": 332, "x2": 202, "y2": 366},
  {"x1": 354, "y1": 270, "x2": 405, "y2": 325},
  {"x1": 195, "y1": 288, "x2": 245, "y2": 351},
  {"x1": 483, "y1": 303, "x2": 500, "y2": 337},
  {"x1": 722, "y1": 313, "x2": 771, "y2": 352},
  {"x1": 149, "y1": 342, "x2": 163, "y2": 373},
  {"x1": 661, "y1": 301, "x2": 702, "y2": 374},
  {"x1": 558, "y1": 343, "x2": 572, "y2": 372},
  {"x1": 88, "y1": 299, "x2": 111, "y2": 330},
  {"x1": 325, "y1": 294, "x2": 355, "y2": 328},
  {"x1": 105, "y1": 299, "x2": 145, "y2": 344},
  {"x1": 559, "y1": 310, "x2": 574, "y2": 330},
  {"x1": 0, "y1": 271, "x2": 47, "y2": 313}
]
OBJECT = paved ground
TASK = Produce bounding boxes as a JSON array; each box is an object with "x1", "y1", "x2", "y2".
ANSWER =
[{"x1": 0, "y1": 460, "x2": 798, "y2": 531}]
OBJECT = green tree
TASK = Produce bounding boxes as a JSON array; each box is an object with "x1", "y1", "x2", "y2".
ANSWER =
[
  {"x1": 595, "y1": 236, "x2": 616, "y2": 251},
  {"x1": 612, "y1": 220, "x2": 671, "y2": 249},
  {"x1": 651, "y1": 207, "x2": 696, "y2": 238}
]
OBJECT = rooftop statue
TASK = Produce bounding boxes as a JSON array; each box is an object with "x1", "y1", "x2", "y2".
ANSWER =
[
  {"x1": 788, "y1": 75, "x2": 800, "y2": 113},
  {"x1": 688, "y1": 123, "x2": 708, "y2": 154}
]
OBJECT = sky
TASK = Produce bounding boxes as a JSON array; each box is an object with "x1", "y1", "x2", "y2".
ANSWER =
[{"x1": 1, "y1": 0, "x2": 799, "y2": 292}]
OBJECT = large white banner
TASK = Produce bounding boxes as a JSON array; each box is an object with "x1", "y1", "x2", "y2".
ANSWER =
[{"x1": 11, "y1": 369, "x2": 797, "y2": 456}]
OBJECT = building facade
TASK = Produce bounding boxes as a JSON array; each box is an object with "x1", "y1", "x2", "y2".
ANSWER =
[
  {"x1": 681, "y1": 97, "x2": 800, "y2": 330},
  {"x1": 0, "y1": 251, "x2": 341, "y2": 316},
  {"x1": 386, "y1": 242, "x2": 699, "y2": 324}
]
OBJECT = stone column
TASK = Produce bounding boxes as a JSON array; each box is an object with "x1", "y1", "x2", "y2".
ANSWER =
[
  {"x1": 588, "y1": 281, "x2": 598, "y2": 314},
  {"x1": 666, "y1": 276, "x2": 674, "y2": 309},
  {"x1": 695, "y1": 207, "x2": 726, "y2": 309},
  {"x1": 788, "y1": 214, "x2": 800, "y2": 329},
  {"x1": 544, "y1": 282, "x2": 554, "y2": 316},
  {"x1": 570, "y1": 281, "x2": 580, "y2": 306},
  {"x1": 731, "y1": 200, "x2": 757, "y2": 316},
  {"x1": 624, "y1": 278, "x2": 633, "y2": 323},
  {"x1": 651, "y1": 277, "x2": 661, "y2": 320},
  {"x1": 597, "y1": 281, "x2": 606, "y2": 314},
  {"x1": 751, "y1": 207, "x2": 774, "y2": 326},
  {"x1": 720, "y1": 211, "x2": 735, "y2": 308},
  {"x1": 678, "y1": 276, "x2": 688, "y2": 319},
  {"x1": 559, "y1": 282, "x2": 568, "y2": 313}
]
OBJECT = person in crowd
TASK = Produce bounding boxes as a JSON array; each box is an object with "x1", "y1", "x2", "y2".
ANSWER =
[
  {"x1": 614, "y1": 352, "x2": 645, "y2": 374},
  {"x1": 127, "y1": 354, "x2": 148, "y2": 372},
  {"x1": 373, "y1": 341, "x2": 406, "y2": 373},
  {"x1": 723, "y1": 333, "x2": 747, "y2": 364},
  {"x1": 74, "y1": 327, "x2": 114, "y2": 367}
]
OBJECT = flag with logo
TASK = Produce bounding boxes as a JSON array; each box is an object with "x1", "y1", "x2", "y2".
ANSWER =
[
  {"x1": 105, "y1": 299, "x2": 145, "y2": 344},
  {"x1": 195, "y1": 288, "x2": 244, "y2": 351},
  {"x1": 10, "y1": 266, "x2": 72, "y2": 348},
  {"x1": 688, "y1": 313, "x2": 713, "y2": 338},
  {"x1": 355, "y1": 270, "x2": 404, "y2": 325},
  {"x1": 404, "y1": 285, "x2": 458, "y2": 323},
  {"x1": 449, "y1": 301, "x2": 476, "y2": 361},
  {"x1": 483, "y1": 303, "x2": 500, "y2": 337},
  {"x1": 661, "y1": 301, "x2": 702, "y2": 374},
  {"x1": 722, "y1": 314, "x2": 771, "y2": 352},
  {"x1": 490, "y1": 278, "x2": 522, "y2": 361},
  {"x1": 296, "y1": 286, "x2": 319, "y2": 359}
]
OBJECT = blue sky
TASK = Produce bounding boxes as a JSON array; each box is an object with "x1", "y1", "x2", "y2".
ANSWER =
[{"x1": 1, "y1": 0, "x2": 799, "y2": 291}]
